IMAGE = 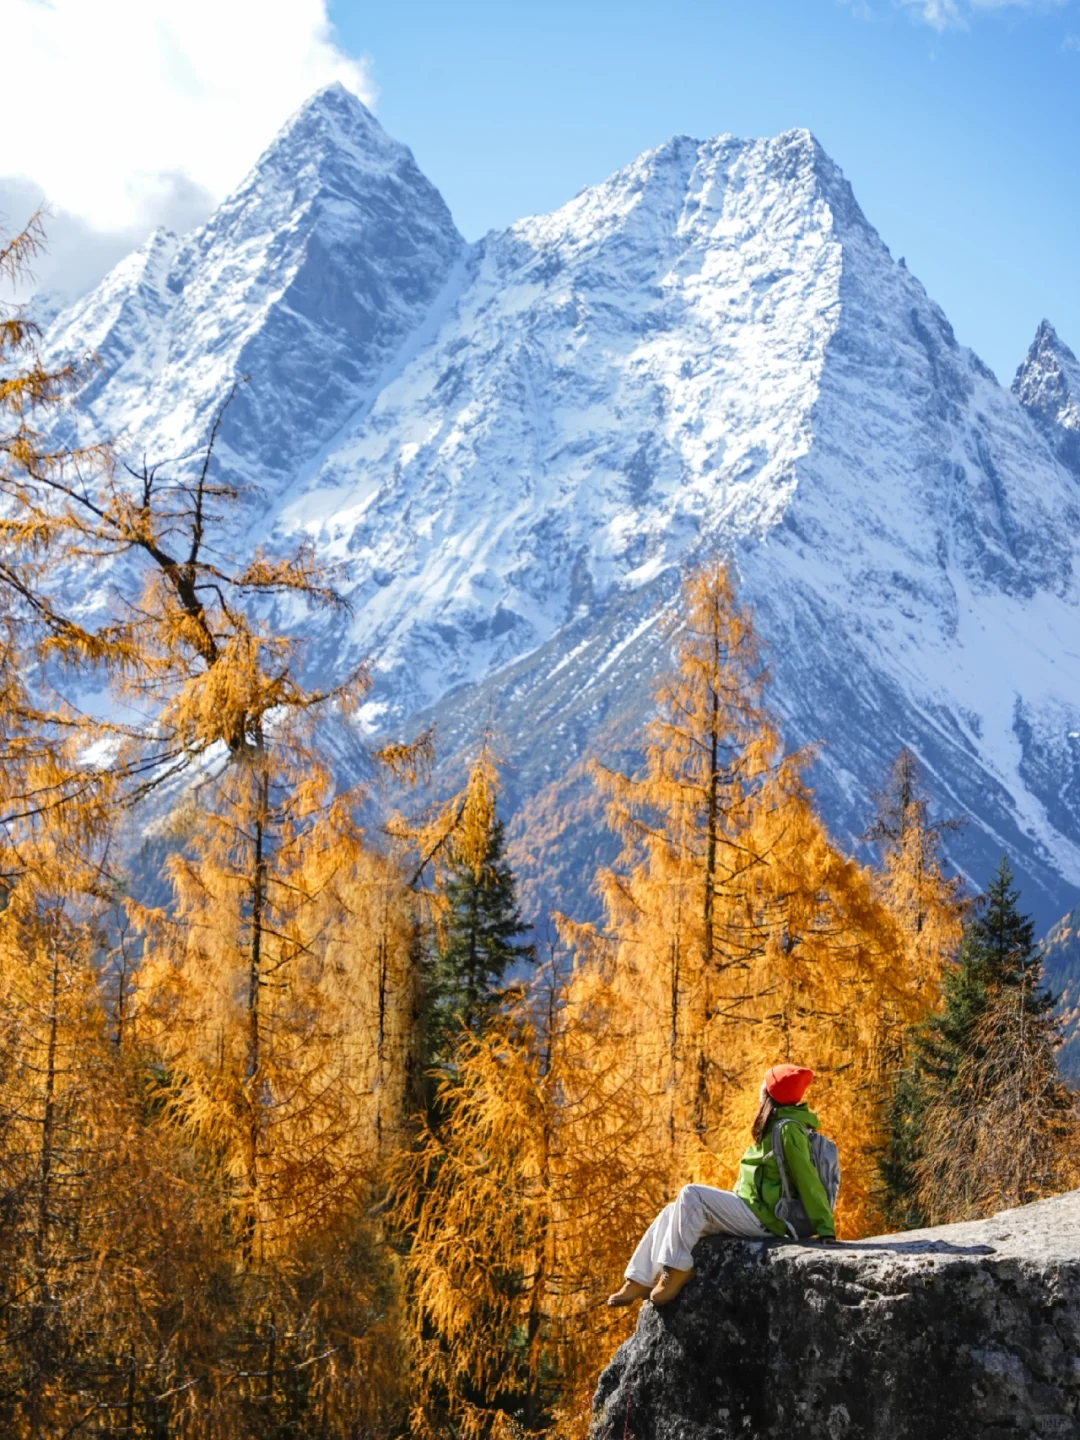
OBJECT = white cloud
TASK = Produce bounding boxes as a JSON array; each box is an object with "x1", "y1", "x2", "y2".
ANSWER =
[
  {"x1": 0, "y1": 0, "x2": 374, "y2": 285},
  {"x1": 897, "y1": 0, "x2": 1068, "y2": 24},
  {"x1": 1062, "y1": 29, "x2": 1080, "y2": 43},
  {"x1": 898, "y1": 0, "x2": 965, "y2": 28},
  {"x1": 0, "y1": 176, "x2": 181, "y2": 307}
]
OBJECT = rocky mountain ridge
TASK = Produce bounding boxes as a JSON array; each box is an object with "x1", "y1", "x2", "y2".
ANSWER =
[
  {"x1": 39, "y1": 84, "x2": 1080, "y2": 930},
  {"x1": 1014, "y1": 320, "x2": 1080, "y2": 480}
]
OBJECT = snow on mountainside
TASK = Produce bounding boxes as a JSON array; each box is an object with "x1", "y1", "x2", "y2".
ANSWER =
[
  {"x1": 280, "y1": 128, "x2": 851, "y2": 715},
  {"x1": 40, "y1": 85, "x2": 1080, "y2": 930}
]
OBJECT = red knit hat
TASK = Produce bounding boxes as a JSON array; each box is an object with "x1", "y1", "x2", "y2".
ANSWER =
[{"x1": 764, "y1": 1064, "x2": 814, "y2": 1105}]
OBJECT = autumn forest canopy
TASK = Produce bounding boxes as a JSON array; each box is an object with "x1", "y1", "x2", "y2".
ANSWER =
[{"x1": 2, "y1": 217, "x2": 1078, "y2": 1439}]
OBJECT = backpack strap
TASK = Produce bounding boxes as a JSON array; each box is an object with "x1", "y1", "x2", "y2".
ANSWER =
[
  {"x1": 770, "y1": 1118, "x2": 806, "y2": 1241},
  {"x1": 770, "y1": 1118, "x2": 794, "y2": 1198}
]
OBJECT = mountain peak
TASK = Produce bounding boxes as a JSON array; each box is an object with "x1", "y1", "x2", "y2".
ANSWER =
[
  {"x1": 773, "y1": 124, "x2": 820, "y2": 151},
  {"x1": 1013, "y1": 319, "x2": 1080, "y2": 467},
  {"x1": 1014, "y1": 319, "x2": 1079, "y2": 391},
  {"x1": 265, "y1": 81, "x2": 405, "y2": 174},
  {"x1": 45, "y1": 82, "x2": 463, "y2": 492},
  {"x1": 305, "y1": 79, "x2": 357, "y2": 107},
  {"x1": 222, "y1": 84, "x2": 424, "y2": 211}
]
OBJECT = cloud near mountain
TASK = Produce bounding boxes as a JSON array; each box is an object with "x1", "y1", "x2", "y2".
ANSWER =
[{"x1": 1, "y1": 0, "x2": 372, "y2": 305}]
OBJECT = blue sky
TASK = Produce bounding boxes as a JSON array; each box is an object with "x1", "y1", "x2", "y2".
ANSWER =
[{"x1": 330, "y1": 0, "x2": 1079, "y2": 384}]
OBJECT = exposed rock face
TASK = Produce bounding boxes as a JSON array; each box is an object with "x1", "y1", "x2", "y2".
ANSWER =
[
  {"x1": 43, "y1": 83, "x2": 464, "y2": 491},
  {"x1": 1014, "y1": 321, "x2": 1080, "y2": 481},
  {"x1": 591, "y1": 1190, "x2": 1080, "y2": 1439}
]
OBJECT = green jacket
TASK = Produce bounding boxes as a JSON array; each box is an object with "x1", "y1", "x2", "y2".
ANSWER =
[{"x1": 734, "y1": 1104, "x2": 836, "y2": 1240}]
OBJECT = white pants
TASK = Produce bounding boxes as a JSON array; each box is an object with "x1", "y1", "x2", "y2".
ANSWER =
[{"x1": 625, "y1": 1184, "x2": 768, "y2": 1282}]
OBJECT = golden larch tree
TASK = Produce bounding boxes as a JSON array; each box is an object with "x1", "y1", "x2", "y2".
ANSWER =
[
  {"x1": 578, "y1": 562, "x2": 946, "y2": 1236},
  {"x1": 136, "y1": 741, "x2": 416, "y2": 1260},
  {"x1": 0, "y1": 217, "x2": 418, "y2": 1430},
  {"x1": 389, "y1": 950, "x2": 661, "y2": 1440},
  {"x1": 865, "y1": 746, "x2": 965, "y2": 1076}
]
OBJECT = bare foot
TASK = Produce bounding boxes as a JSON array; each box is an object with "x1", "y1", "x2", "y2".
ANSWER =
[
  {"x1": 607, "y1": 1280, "x2": 652, "y2": 1308},
  {"x1": 650, "y1": 1267, "x2": 694, "y2": 1305}
]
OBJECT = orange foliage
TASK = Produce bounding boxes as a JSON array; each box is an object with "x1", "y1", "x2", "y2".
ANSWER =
[
  {"x1": 391, "y1": 563, "x2": 965, "y2": 1440},
  {"x1": 0, "y1": 218, "x2": 415, "y2": 1435}
]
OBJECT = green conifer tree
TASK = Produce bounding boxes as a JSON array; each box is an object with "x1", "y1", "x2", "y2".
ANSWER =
[
  {"x1": 884, "y1": 858, "x2": 1078, "y2": 1226},
  {"x1": 428, "y1": 817, "x2": 535, "y2": 1066},
  {"x1": 878, "y1": 1063, "x2": 930, "y2": 1230},
  {"x1": 919, "y1": 857, "x2": 1044, "y2": 1079},
  {"x1": 871, "y1": 750, "x2": 964, "y2": 1231}
]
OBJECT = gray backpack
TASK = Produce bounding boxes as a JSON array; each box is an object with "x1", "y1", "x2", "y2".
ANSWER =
[{"x1": 770, "y1": 1118, "x2": 841, "y2": 1240}]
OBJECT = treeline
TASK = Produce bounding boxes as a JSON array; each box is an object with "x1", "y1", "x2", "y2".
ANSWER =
[{"x1": 1, "y1": 219, "x2": 1077, "y2": 1438}]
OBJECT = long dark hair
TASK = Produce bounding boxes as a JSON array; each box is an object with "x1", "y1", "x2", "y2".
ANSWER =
[{"x1": 751, "y1": 1092, "x2": 777, "y2": 1144}]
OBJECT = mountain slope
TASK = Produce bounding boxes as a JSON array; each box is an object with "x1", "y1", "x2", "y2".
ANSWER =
[
  {"x1": 277, "y1": 128, "x2": 856, "y2": 714},
  {"x1": 40, "y1": 88, "x2": 1080, "y2": 931}
]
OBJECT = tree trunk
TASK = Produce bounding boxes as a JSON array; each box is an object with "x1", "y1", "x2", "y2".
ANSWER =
[
  {"x1": 244, "y1": 758, "x2": 270, "y2": 1263},
  {"x1": 465, "y1": 879, "x2": 481, "y2": 1033},
  {"x1": 694, "y1": 632, "x2": 723, "y2": 1142},
  {"x1": 375, "y1": 918, "x2": 388, "y2": 1149},
  {"x1": 669, "y1": 932, "x2": 680, "y2": 1168},
  {"x1": 525, "y1": 1009, "x2": 554, "y2": 1433},
  {"x1": 34, "y1": 940, "x2": 60, "y2": 1302}
]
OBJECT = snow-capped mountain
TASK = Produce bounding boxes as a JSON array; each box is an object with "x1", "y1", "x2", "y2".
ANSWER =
[{"x1": 41, "y1": 84, "x2": 1080, "y2": 930}]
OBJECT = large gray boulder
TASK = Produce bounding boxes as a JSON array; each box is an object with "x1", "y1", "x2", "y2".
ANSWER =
[{"x1": 591, "y1": 1191, "x2": 1080, "y2": 1439}]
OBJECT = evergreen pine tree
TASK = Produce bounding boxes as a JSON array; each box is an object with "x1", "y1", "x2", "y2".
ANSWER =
[
  {"x1": 888, "y1": 858, "x2": 1079, "y2": 1226},
  {"x1": 429, "y1": 816, "x2": 535, "y2": 1063},
  {"x1": 389, "y1": 954, "x2": 660, "y2": 1440},
  {"x1": 879, "y1": 866, "x2": 986, "y2": 1229},
  {"x1": 920, "y1": 856, "x2": 1041, "y2": 1087},
  {"x1": 881, "y1": 858, "x2": 1021, "y2": 1228},
  {"x1": 877, "y1": 1062, "x2": 930, "y2": 1231}
]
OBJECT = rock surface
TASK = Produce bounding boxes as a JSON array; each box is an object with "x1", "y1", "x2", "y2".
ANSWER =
[
  {"x1": 591, "y1": 1190, "x2": 1080, "y2": 1439},
  {"x1": 1014, "y1": 321, "x2": 1080, "y2": 481}
]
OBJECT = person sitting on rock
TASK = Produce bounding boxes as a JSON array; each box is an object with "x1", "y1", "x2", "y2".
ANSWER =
[{"x1": 607, "y1": 1064, "x2": 837, "y2": 1308}]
